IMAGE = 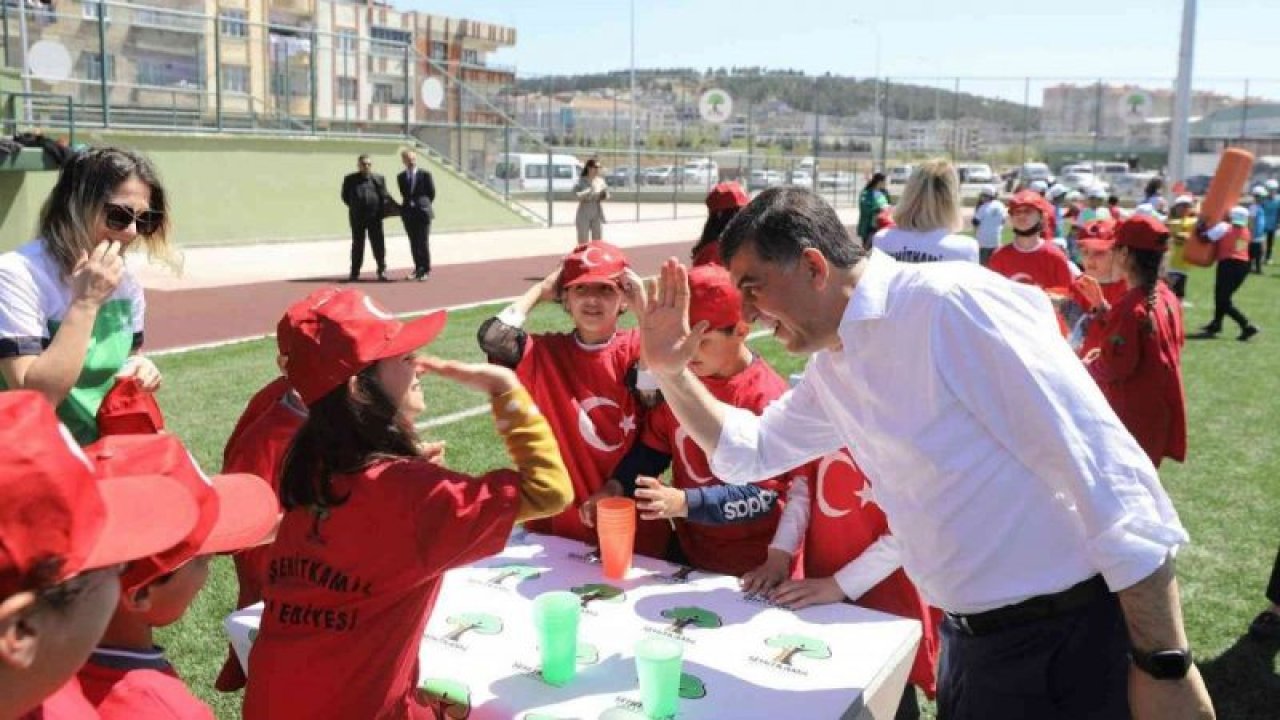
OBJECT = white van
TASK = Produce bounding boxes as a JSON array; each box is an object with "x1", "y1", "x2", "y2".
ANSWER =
[{"x1": 494, "y1": 153, "x2": 583, "y2": 192}]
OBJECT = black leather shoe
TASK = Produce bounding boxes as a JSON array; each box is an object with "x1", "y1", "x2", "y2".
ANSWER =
[
  {"x1": 377, "y1": 271, "x2": 390, "y2": 282},
  {"x1": 1238, "y1": 325, "x2": 1260, "y2": 342},
  {"x1": 343, "y1": 272, "x2": 358, "y2": 283}
]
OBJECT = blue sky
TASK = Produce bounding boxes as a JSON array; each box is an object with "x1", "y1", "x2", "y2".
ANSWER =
[{"x1": 401, "y1": 0, "x2": 1274, "y2": 99}]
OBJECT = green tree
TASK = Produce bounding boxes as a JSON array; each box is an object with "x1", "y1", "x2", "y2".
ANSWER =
[
  {"x1": 660, "y1": 606, "x2": 723, "y2": 634},
  {"x1": 707, "y1": 91, "x2": 727, "y2": 116},
  {"x1": 418, "y1": 678, "x2": 471, "y2": 719},
  {"x1": 571, "y1": 583, "x2": 625, "y2": 607},
  {"x1": 765, "y1": 634, "x2": 832, "y2": 666},
  {"x1": 443, "y1": 612, "x2": 503, "y2": 641},
  {"x1": 487, "y1": 563, "x2": 541, "y2": 586}
]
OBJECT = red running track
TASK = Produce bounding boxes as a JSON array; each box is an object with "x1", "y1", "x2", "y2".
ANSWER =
[{"x1": 145, "y1": 241, "x2": 693, "y2": 352}]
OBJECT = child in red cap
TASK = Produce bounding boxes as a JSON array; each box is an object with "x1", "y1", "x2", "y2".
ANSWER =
[
  {"x1": 1084, "y1": 216, "x2": 1187, "y2": 467},
  {"x1": 243, "y1": 288, "x2": 571, "y2": 720},
  {"x1": 988, "y1": 190, "x2": 1074, "y2": 291},
  {"x1": 1068, "y1": 220, "x2": 1130, "y2": 356},
  {"x1": 77, "y1": 434, "x2": 278, "y2": 719},
  {"x1": 0, "y1": 391, "x2": 199, "y2": 720},
  {"x1": 692, "y1": 181, "x2": 750, "y2": 266},
  {"x1": 213, "y1": 294, "x2": 313, "y2": 692},
  {"x1": 476, "y1": 242, "x2": 671, "y2": 558},
  {"x1": 581, "y1": 265, "x2": 800, "y2": 577}
]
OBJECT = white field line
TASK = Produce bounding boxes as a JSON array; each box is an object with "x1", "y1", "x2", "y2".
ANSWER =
[{"x1": 414, "y1": 328, "x2": 775, "y2": 432}]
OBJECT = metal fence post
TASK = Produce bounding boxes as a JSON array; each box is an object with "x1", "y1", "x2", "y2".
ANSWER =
[
  {"x1": 310, "y1": 30, "x2": 318, "y2": 134},
  {"x1": 503, "y1": 120, "x2": 510, "y2": 202},
  {"x1": 879, "y1": 78, "x2": 890, "y2": 171},
  {"x1": 1021, "y1": 77, "x2": 1029, "y2": 165},
  {"x1": 402, "y1": 42, "x2": 410, "y2": 138},
  {"x1": 214, "y1": 15, "x2": 223, "y2": 131},
  {"x1": 671, "y1": 150, "x2": 678, "y2": 219},
  {"x1": 98, "y1": 5, "x2": 109, "y2": 127},
  {"x1": 950, "y1": 77, "x2": 960, "y2": 159},
  {"x1": 1241, "y1": 78, "x2": 1250, "y2": 142},
  {"x1": 1092, "y1": 79, "x2": 1103, "y2": 164},
  {"x1": 2, "y1": 2, "x2": 9, "y2": 69},
  {"x1": 546, "y1": 147, "x2": 554, "y2": 227}
]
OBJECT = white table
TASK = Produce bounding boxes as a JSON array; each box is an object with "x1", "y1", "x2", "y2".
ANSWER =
[{"x1": 227, "y1": 531, "x2": 920, "y2": 719}]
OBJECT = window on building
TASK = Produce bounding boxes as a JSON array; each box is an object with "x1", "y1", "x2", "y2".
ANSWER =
[
  {"x1": 220, "y1": 9, "x2": 248, "y2": 38},
  {"x1": 136, "y1": 55, "x2": 200, "y2": 88},
  {"x1": 337, "y1": 77, "x2": 358, "y2": 102},
  {"x1": 373, "y1": 82, "x2": 405, "y2": 105},
  {"x1": 83, "y1": 52, "x2": 115, "y2": 82},
  {"x1": 430, "y1": 41, "x2": 448, "y2": 61},
  {"x1": 370, "y1": 26, "x2": 411, "y2": 56},
  {"x1": 222, "y1": 65, "x2": 249, "y2": 94},
  {"x1": 82, "y1": 1, "x2": 109, "y2": 21},
  {"x1": 462, "y1": 49, "x2": 480, "y2": 66},
  {"x1": 336, "y1": 29, "x2": 358, "y2": 54},
  {"x1": 270, "y1": 69, "x2": 310, "y2": 98}
]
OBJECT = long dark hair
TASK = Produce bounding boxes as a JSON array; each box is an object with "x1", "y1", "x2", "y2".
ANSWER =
[
  {"x1": 279, "y1": 364, "x2": 422, "y2": 510},
  {"x1": 581, "y1": 158, "x2": 600, "y2": 178},
  {"x1": 38, "y1": 147, "x2": 173, "y2": 278},
  {"x1": 1126, "y1": 247, "x2": 1167, "y2": 336},
  {"x1": 1143, "y1": 177, "x2": 1164, "y2": 198},
  {"x1": 691, "y1": 208, "x2": 739, "y2": 260},
  {"x1": 862, "y1": 172, "x2": 886, "y2": 193}
]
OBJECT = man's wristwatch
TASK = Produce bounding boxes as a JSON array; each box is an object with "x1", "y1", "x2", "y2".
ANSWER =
[{"x1": 1131, "y1": 648, "x2": 1193, "y2": 679}]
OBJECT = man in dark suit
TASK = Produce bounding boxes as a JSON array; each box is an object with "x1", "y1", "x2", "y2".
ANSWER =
[
  {"x1": 340, "y1": 154, "x2": 393, "y2": 282},
  {"x1": 397, "y1": 148, "x2": 436, "y2": 281}
]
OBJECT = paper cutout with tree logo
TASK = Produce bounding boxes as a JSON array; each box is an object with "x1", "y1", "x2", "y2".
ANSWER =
[
  {"x1": 577, "y1": 641, "x2": 600, "y2": 665},
  {"x1": 764, "y1": 634, "x2": 832, "y2": 666},
  {"x1": 679, "y1": 672, "x2": 708, "y2": 699},
  {"x1": 660, "y1": 606, "x2": 723, "y2": 634},
  {"x1": 417, "y1": 677, "x2": 471, "y2": 719},
  {"x1": 487, "y1": 563, "x2": 542, "y2": 586},
  {"x1": 443, "y1": 612, "x2": 503, "y2": 642},
  {"x1": 571, "y1": 583, "x2": 626, "y2": 607}
]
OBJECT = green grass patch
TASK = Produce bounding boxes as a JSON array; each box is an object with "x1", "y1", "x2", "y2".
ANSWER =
[{"x1": 154, "y1": 269, "x2": 1278, "y2": 719}]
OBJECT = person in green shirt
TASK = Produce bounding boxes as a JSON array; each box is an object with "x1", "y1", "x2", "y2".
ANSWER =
[
  {"x1": 0, "y1": 148, "x2": 173, "y2": 444},
  {"x1": 857, "y1": 172, "x2": 889, "y2": 248}
]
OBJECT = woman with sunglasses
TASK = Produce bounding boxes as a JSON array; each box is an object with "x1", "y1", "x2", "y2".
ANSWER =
[{"x1": 0, "y1": 147, "x2": 171, "y2": 444}]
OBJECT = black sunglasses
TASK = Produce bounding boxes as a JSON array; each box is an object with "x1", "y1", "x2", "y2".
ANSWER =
[{"x1": 104, "y1": 203, "x2": 163, "y2": 236}]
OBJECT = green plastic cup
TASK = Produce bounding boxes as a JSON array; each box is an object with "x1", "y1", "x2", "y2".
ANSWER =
[
  {"x1": 634, "y1": 636, "x2": 683, "y2": 718},
  {"x1": 533, "y1": 591, "x2": 581, "y2": 686}
]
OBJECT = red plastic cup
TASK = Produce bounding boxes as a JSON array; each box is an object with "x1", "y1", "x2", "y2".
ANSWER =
[{"x1": 596, "y1": 497, "x2": 636, "y2": 580}]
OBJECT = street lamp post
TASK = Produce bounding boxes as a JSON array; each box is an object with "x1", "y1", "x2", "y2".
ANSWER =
[{"x1": 852, "y1": 19, "x2": 883, "y2": 170}]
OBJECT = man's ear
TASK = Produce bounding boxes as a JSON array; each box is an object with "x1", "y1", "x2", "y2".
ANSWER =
[
  {"x1": 800, "y1": 247, "x2": 831, "y2": 289},
  {"x1": 0, "y1": 592, "x2": 40, "y2": 670}
]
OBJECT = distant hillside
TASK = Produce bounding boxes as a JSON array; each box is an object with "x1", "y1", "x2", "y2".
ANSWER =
[{"x1": 516, "y1": 68, "x2": 1039, "y2": 130}]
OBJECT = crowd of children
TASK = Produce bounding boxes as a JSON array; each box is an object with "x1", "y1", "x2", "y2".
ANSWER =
[{"x1": 1, "y1": 155, "x2": 1254, "y2": 720}]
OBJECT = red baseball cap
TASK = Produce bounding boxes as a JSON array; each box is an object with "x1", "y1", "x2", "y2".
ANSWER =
[
  {"x1": 688, "y1": 264, "x2": 743, "y2": 330},
  {"x1": 282, "y1": 288, "x2": 447, "y2": 406},
  {"x1": 0, "y1": 392, "x2": 199, "y2": 598},
  {"x1": 1115, "y1": 215, "x2": 1170, "y2": 252},
  {"x1": 87, "y1": 434, "x2": 279, "y2": 593},
  {"x1": 277, "y1": 288, "x2": 338, "y2": 357},
  {"x1": 1077, "y1": 220, "x2": 1117, "y2": 252},
  {"x1": 705, "y1": 182, "x2": 749, "y2": 212},
  {"x1": 1008, "y1": 190, "x2": 1047, "y2": 216},
  {"x1": 96, "y1": 377, "x2": 165, "y2": 436},
  {"x1": 560, "y1": 241, "x2": 630, "y2": 289}
]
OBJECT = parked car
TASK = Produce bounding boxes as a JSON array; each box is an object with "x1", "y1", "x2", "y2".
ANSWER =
[
  {"x1": 682, "y1": 158, "x2": 720, "y2": 187},
  {"x1": 818, "y1": 171, "x2": 855, "y2": 190},
  {"x1": 747, "y1": 169, "x2": 784, "y2": 190},
  {"x1": 1183, "y1": 175, "x2": 1211, "y2": 196},
  {"x1": 1110, "y1": 171, "x2": 1158, "y2": 202},
  {"x1": 605, "y1": 166, "x2": 637, "y2": 188},
  {"x1": 1059, "y1": 166, "x2": 1105, "y2": 192},
  {"x1": 1018, "y1": 162, "x2": 1052, "y2": 186},
  {"x1": 644, "y1": 165, "x2": 677, "y2": 186},
  {"x1": 956, "y1": 163, "x2": 995, "y2": 184},
  {"x1": 887, "y1": 164, "x2": 915, "y2": 185},
  {"x1": 493, "y1": 153, "x2": 582, "y2": 192},
  {"x1": 789, "y1": 169, "x2": 814, "y2": 188}
]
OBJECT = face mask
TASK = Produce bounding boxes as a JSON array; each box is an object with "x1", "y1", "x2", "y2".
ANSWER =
[{"x1": 1013, "y1": 221, "x2": 1043, "y2": 238}]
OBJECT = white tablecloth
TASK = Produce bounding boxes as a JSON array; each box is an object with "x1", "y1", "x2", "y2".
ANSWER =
[{"x1": 227, "y1": 531, "x2": 921, "y2": 719}]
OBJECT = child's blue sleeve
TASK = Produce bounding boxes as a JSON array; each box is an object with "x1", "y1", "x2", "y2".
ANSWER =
[{"x1": 685, "y1": 484, "x2": 780, "y2": 525}]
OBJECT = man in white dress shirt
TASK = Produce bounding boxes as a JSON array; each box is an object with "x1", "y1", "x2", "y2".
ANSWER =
[{"x1": 626, "y1": 187, "x2": 1214, "y2": 720}]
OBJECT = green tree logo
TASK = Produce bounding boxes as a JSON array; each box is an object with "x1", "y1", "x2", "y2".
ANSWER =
[
  {"x1": 764, "y1": 634, "x2": 832, "y2": 666},
  {"x1": 443, "y1": 612, "x2": 503, "y2": 642},
  {"x1": 577, "y1": 641, "x2": 600, "y2": 666},
  {"x1": 571, "y1": 583, "x2": 626, "y2": 607},
  {"x1": 417, "y1": 677, "x2": 471, "y2": 719},
  {"x1": 679, "y1": 672, "x2": 707, "y2": 699},
  {"x1": 1127, "y1": 92, "x2": 1146, "y2": 115},
  {"x1": 707, "y1": 91, "x2": 727, "y2": 117},
  {"x1": 660, "y1": 606, "x2": 723, "y2": 634},
  {"x1": 487, "y1": 563, "x2": 542, "y2": 586}
]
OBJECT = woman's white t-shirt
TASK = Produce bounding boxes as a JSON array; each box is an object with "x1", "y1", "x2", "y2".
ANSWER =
[{"x1": 872, "y1": 227, "x2": 980, "y2": 264}]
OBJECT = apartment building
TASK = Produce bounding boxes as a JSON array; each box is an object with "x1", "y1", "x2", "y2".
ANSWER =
[{"x1": 1, "y1": 0, "x2": 516, "y2": 134}]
